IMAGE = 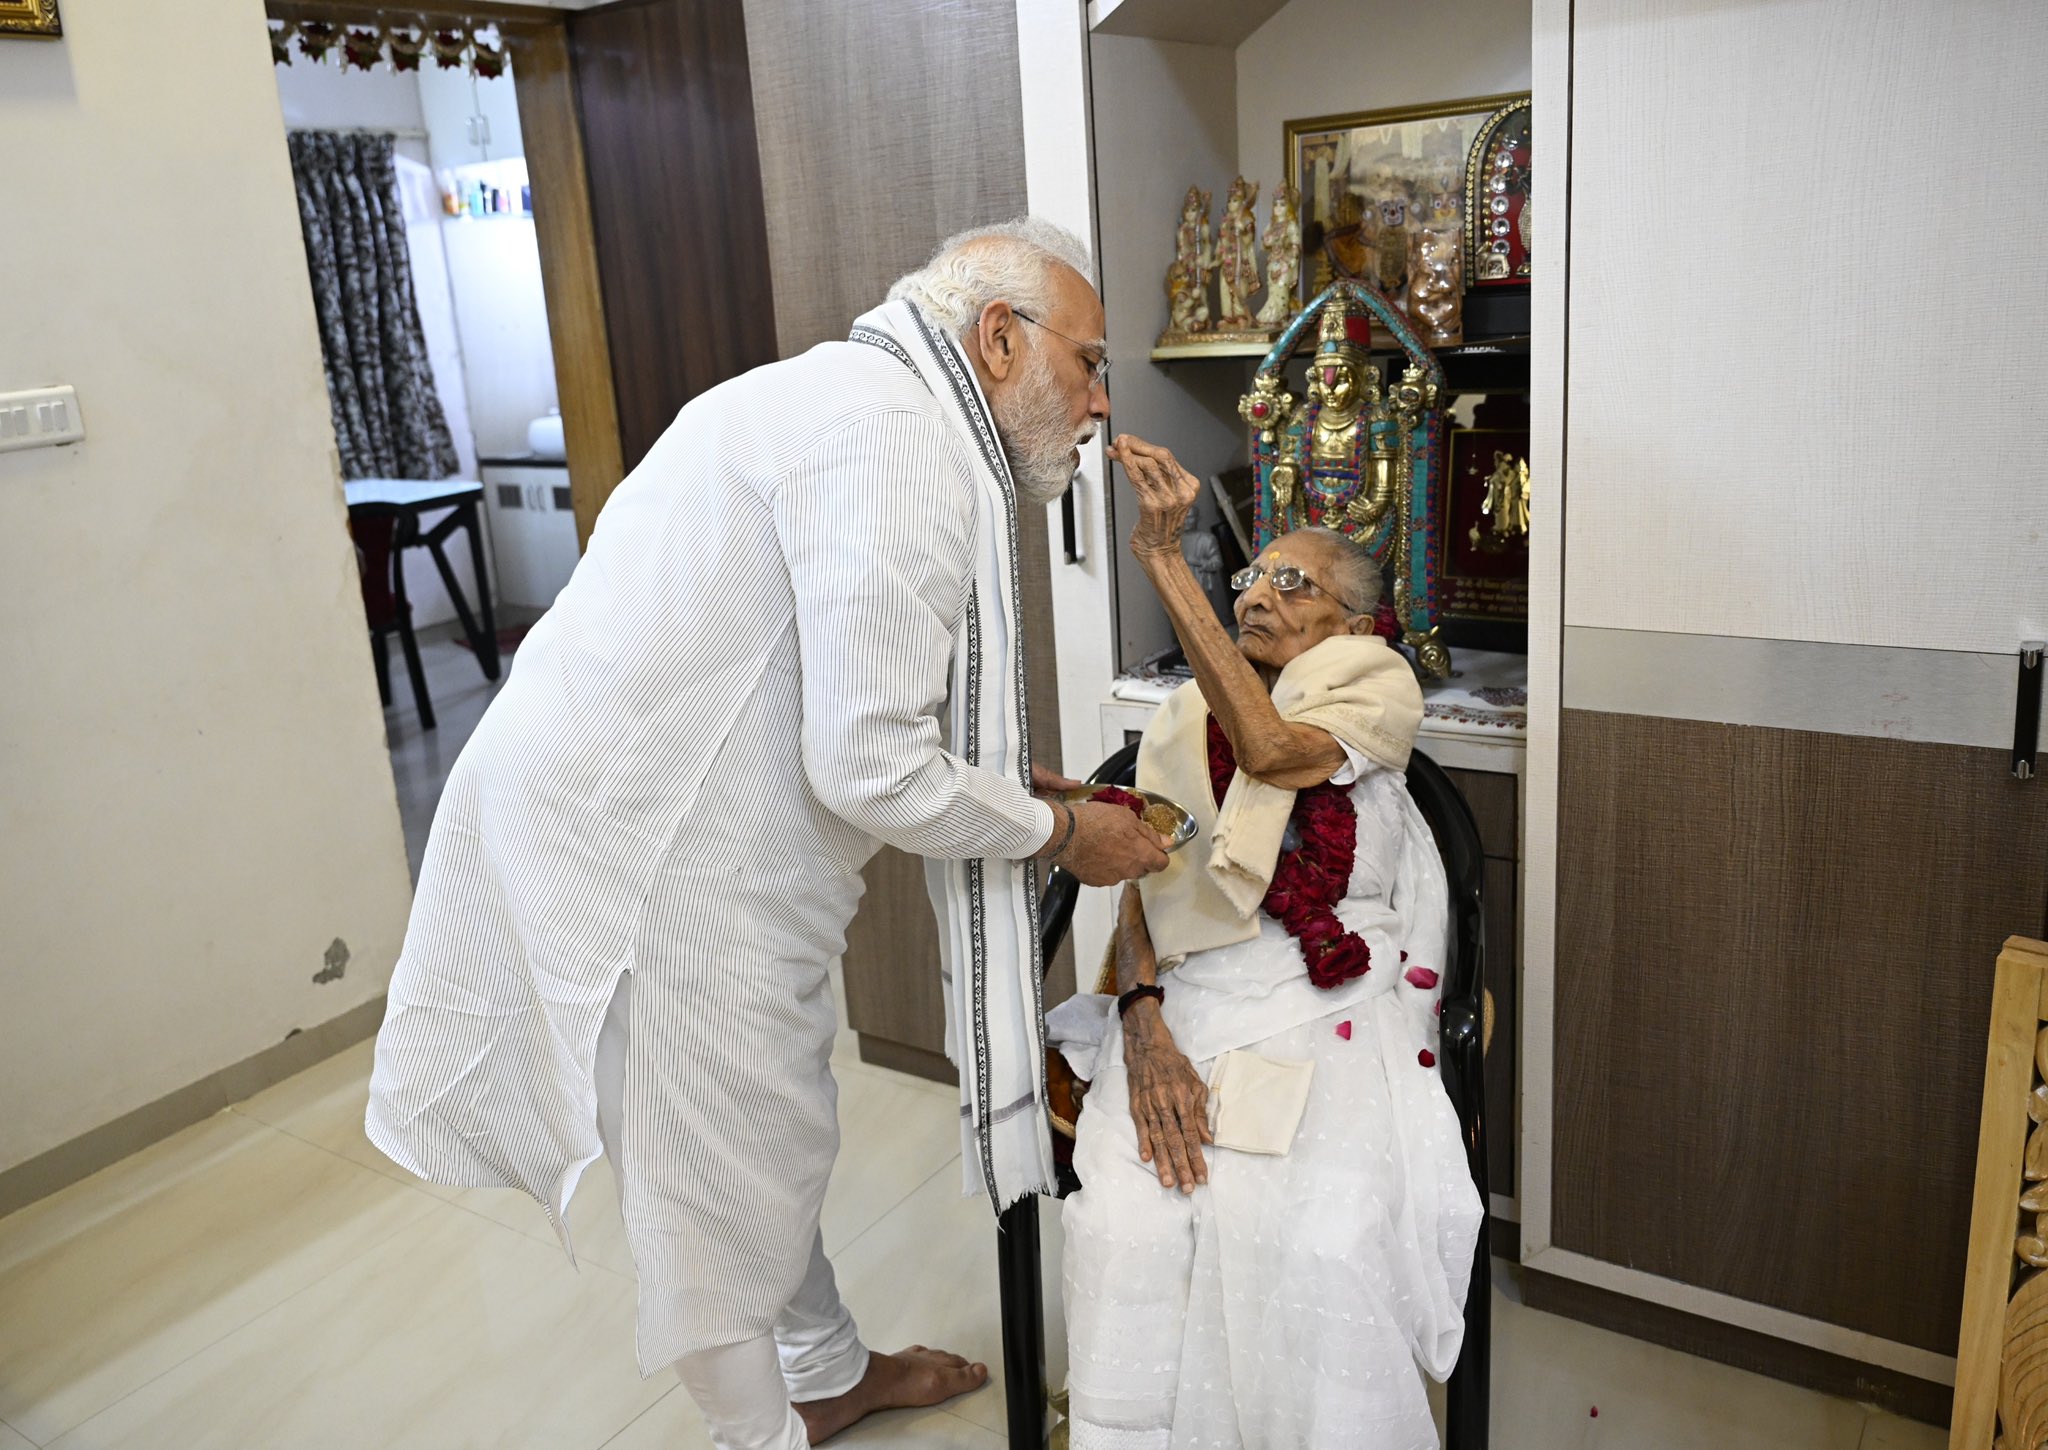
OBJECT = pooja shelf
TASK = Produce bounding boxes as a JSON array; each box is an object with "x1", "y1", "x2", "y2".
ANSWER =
[{"x1": 1148, "y1": 331, "x2": 1532, "y2": 394}]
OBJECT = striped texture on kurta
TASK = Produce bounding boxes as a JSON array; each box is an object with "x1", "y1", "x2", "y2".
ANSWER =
[{"x1": 366, "y1": 321, "x2": 1052, "y2": 1371}]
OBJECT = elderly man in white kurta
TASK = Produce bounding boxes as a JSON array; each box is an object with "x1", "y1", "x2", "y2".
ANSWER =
[{"x1": 365, "y1": 219, "x2": 1169, "y2": 1449}]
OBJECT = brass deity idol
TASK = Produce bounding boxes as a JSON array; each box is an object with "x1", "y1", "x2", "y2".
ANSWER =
[
  {"x1": 1239, "y1": 282, "x2": 1452, "y2": 677},
  {"x1": 1473, "y1": 450, "x2": 1531, "y2": 549},
  {"x1": 1407, "y1": 175, "x2": 1465, "y2": 347}
]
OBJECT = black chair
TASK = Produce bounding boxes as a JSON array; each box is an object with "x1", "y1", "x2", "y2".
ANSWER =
[{"x1": 998, "y1": 741, "x2": 1490, "y2": 1448}]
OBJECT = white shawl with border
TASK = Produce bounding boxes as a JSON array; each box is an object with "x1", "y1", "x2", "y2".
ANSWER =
[{"x1": 851, "y1": 300, "x2": 1055, "y2": 1208}]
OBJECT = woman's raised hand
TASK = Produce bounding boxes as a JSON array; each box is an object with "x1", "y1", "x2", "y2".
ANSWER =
[{"x1": 1110, "y1": 434, "x2": 1201, "y2": 563}]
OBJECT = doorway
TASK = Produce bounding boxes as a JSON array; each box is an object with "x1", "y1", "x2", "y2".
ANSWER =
[{"x1": 265, "y1": 3, "x2": 624, "y2": 875}]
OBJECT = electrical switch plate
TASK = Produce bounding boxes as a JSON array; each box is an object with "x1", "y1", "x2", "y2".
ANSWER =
[{"x1": 0, "y1": 385, "x2": 85, "y2": 454}]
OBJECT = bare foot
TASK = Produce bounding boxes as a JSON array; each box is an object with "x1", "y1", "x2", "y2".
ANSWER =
[{"x1": 794, "y1": 1345, "x2": 989, "y2": 1444}]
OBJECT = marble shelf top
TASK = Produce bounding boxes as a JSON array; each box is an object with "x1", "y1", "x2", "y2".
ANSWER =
[{"x1": 1111, "y1": 647, "x2": 1529, "y2": 740}]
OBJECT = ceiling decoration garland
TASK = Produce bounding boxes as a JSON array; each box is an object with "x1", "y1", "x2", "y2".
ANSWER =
[{"x1": 269, "y1": 17, "x2": 507, "y2": 78}]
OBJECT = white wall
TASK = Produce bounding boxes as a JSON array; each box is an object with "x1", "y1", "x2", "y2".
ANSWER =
[
  {"x1": 418, "y1": 68, "x2": 559, "y2": 464},
  {"x1": 1090, "y1": 35, "x2": 1250, "y2": 669},
  {"x1": 273, "y1": 55, "x2": 426, "y2": 131},
  {"x1": 418, "y1": 66, "x2": 525, "y2": 171},
  {"x1": 439, "y1": 214, "x2": 559, "y2": 459},
  {"x1": 1236, "y1": 0, "x2": 1533, "y2": 185},
  {"x1": 0, "y1": 1, "x2": 414, "y2": 1173}
]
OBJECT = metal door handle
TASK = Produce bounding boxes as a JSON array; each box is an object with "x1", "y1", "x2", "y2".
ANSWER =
[
  {"x1": 1061, "y1": 482, "x2": 1081, "y2": 564},
  {"x1": 2017, "y1": 640, "x2": 2044, "y2": 780}
]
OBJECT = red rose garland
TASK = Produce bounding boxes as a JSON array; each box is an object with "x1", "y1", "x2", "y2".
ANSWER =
[{"x1": 1205, "y1": 717, "x2": 1371, "y2": 989}]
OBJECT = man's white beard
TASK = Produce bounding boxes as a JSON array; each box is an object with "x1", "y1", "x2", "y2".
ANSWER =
[{"x1": 993, "y1": 344, "x2": 1090, "y2": 508}]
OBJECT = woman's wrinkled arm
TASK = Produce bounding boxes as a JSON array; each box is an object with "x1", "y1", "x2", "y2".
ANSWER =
[
  {"x1": 1115, "y1": 883, "x2": 1212, "y2": 1192},
  {"x1": 1113, "y1": 435, "x2": 1346, "y2": 790}
]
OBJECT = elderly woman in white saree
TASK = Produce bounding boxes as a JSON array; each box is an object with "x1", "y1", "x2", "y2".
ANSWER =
[{"x1": 1050, "y1": 437, "x2": 1483, "y2": 1449}]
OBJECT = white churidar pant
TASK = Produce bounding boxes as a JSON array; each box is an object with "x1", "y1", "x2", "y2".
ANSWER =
[{"x1": 595, "y1": 973, "x2": 865, "y2": 1450}]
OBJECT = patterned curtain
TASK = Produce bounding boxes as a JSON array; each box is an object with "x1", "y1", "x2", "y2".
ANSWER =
[{"x1": 287, "y1": 131, "x2": 458, "y2": 481}]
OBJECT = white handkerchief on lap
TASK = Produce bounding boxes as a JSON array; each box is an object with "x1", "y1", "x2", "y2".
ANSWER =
[{"x1": 1207, "y1": 1049, "x2": 1315, "y2": 1155}]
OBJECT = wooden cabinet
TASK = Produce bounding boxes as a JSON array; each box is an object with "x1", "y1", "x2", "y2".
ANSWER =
[
  {"x1": 842, "y1": 847, "x2": 953, "y2": 1084},
  {"x1": 478, "y1": 461, "x2": 577, "y2": 612}
]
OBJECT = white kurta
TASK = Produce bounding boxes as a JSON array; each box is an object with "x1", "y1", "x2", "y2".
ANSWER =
[
  {"x1": 1055, "y1": 767, "x2": 1483, "y2": 1449},
  {"x1": 366, "y1": 336, "x2": 1053, "y2": 1373}
]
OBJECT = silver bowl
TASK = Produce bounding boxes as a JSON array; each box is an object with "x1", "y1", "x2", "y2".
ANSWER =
[{"x1": 1057, "y1": 785, "x2": 1199, "y2": 854}]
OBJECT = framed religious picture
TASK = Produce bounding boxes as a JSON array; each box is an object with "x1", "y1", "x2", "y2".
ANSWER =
[
  {"x1": 1440, "y1": 393, "x2": 1530, "y2": 652},
  {"x1": 0, "y1": 0, "x2": 61, "y2": 37},
  {"x1": 1286, "y1": 92, "x2": 1528, "y2": 314},
  {"x1": 1464, "y1": 98, "x2": 1531, "y2": 285}
]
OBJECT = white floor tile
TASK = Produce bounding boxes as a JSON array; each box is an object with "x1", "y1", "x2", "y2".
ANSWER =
[
  {"x1": 48, "y1": 1202, "x2": 663, "y2": 1450},
  {"x1": 1489, "y1": 1266, "x2": 1869, "y2": 1450},
  {"x1": 230, "y1": 1036, "x2": 453, "y2": 1199},
  {"x1": 602, "y1": 1388, "x2": 1005, "y2": 1450},
  {"x1": 828, "y1": 958, "x2": 859, "y2": 1068},
  {"x1": 0, "y1": 1112, "x2": 437, "y2": 1445},
  {"x1": 819, "y1": 1160, "x2": 1049, "y2": 1439},
  {"x1": 382, "y1": 632, "x2": 510, "y2": 882},
  {"x1": 446, "y1": 1163, "x2": 633, "y2": 1276},
  {"x1": 10, "y1": 937, "x2": 1953, "y2": 1450},
  {"x1": 820, "y1": 1063, "x2": 964, "y2": 1255}
]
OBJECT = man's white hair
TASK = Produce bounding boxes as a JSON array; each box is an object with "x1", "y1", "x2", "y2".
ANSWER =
[{"x1": 887, "y1": 217, "x2": 1096, "y2": 340}]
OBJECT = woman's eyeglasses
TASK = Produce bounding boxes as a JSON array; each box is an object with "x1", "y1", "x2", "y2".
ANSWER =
[{"x1": 1231, "y1": 563, "x2": 1356, "y2": 613}]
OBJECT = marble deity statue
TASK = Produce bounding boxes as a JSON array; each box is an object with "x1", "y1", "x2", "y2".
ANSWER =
[
  {"x1": 1213, "y1": 176, "x2": 1262, "y2": 330},
  {"x1": 1254, "y1": 182, "x2": 1302, "y2": 329},
  {"x1": 1160, "y1": 185, "x2": 1214, "y2": 343}
]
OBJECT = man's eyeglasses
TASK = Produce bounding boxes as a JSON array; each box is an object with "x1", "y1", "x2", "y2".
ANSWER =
[
  {"x1": 1231, "y1": 562, "x2": 1357, "y2": 614},
  {"x1": 1013, "y1": 310, "x2": 1111, "y2": 386}
]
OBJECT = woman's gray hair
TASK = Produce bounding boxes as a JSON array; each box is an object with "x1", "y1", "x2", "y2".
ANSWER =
[
  {"x1": 1304, "y1": 528, "x2": 1386, "y2": 615},
  {"x1": 887, "y1": 217, "x2": 1095, "y2": 340}
]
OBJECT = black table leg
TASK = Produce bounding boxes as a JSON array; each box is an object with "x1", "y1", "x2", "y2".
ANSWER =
[
  {"x1": 389, "y1": 522, "x2": 436, "y2": 732},
  {"x1": 370, "y1": 631, "x2": 392, "y2": 706},
  {"x1": 997, "y1": 1196, "x2": 1047, "y2": 1448},
  {"x1": 423, "y1": 505, "x2": 499, "y2": 682},
  {"x1": 461, "y1": 498, "x2": 499, "y2": 679}
]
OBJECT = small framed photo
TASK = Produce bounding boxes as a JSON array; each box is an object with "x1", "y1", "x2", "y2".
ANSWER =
[
  {"x1": 1286, "y1": 92, "x2": 1527, "y2": 310},
  {"x1": 0, "y1": 0, "x2": 61, "y2": 37}
]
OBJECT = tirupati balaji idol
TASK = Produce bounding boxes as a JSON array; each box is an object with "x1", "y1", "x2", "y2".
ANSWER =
[{"x1": 1237, "y1": 280, "x2": 1453, "y2": 677}]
